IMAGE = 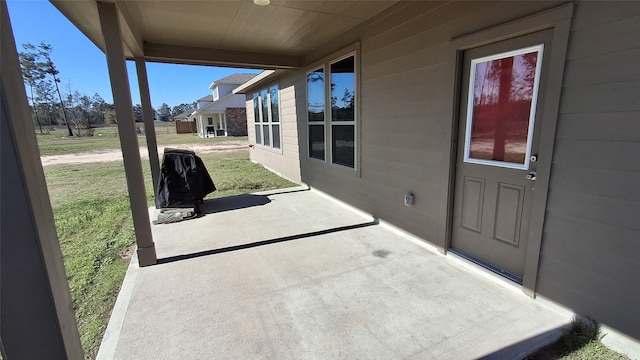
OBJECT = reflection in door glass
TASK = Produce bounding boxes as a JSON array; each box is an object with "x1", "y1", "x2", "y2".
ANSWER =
[{"x1": 466, "y1": 46, "x2": 543, "y2": 168}]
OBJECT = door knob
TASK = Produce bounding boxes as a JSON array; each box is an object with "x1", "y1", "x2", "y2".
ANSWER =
[{"x1": 526, "y1": 171, "x2": 537, "y2": 181}]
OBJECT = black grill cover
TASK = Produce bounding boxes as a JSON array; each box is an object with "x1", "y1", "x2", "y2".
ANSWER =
[{"x1": 155, "y1": 149, "x2": 216, "y2": 209}]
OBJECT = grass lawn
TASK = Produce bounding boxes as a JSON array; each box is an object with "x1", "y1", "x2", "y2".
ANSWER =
[
  {"x1": 43, "y1": 146, "x2": 296, "y2": 358},
  {"x1": 524, "y1": 320, "x2": 630, "y2": 360},
  {"x1": 37, "y1": 124, "x2": 234, "y2": 155}
]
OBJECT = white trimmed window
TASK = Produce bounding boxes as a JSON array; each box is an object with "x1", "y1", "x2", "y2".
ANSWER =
[
  {"x1": 307, "y1": 53, "x2": 357, "y2": 168},
  {"x1": 253, "y1": 84, "x2": 281, "y2": 149}
]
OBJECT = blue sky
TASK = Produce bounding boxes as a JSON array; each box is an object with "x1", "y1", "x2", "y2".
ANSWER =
[{"x1": 6, "y1": 0, "x2": 260, "y2": 108}]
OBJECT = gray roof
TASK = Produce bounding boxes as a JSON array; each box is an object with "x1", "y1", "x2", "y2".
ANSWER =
[
  {"x1": 212, "y1": 73, "x2": 258, "y2": 87},
  {"x1": 174, "y1": 108, "x2": 195, "y2": 119},
  {"x1": 197, "y1": 95, "x2": 213, "y2": 102}
]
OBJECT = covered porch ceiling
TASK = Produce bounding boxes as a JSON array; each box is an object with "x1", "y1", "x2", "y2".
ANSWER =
[{"x1": 51, "y1": 0, "x2": 400, "y2": 69}]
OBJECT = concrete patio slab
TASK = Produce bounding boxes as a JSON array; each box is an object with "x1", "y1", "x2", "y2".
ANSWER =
[{"x1": 98, "y1": 186, "x2": 571, "y2": 360}]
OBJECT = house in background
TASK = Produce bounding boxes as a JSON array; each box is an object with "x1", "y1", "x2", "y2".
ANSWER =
[
  {"x1": 173, "y1": 108, "x2": 197, "y2": 134},
  {"x1": 173, "y1": 108, "x2": 195, "y2": 122},
  {"x1": 191, "y1": 73, "x2": 257, "y2": 138}
]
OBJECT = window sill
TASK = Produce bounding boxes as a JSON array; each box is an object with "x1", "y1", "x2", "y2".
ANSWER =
[{"x1": 253, "y1": 144, "x2": 284, "y2": 155}]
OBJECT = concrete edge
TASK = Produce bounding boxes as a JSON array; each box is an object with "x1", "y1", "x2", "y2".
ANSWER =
[
  {"x1": 509, "y1": 328, "x2": 565, "y2": 360},
  {"x1": 599, "y1": 325, "x2": 640, "y2": 360},
  {"x1": 479, "y1": 327, "x2": 565, "y2": 360},
  {"x1": 95, "y1": 251, "x2": 140, "y2": 360},
  {"x1": 533, "y1": 295, "x2": 640, "y2": 360},
  {"x1": 253, "y1": 184, "x2": 310, "y2": 196}
]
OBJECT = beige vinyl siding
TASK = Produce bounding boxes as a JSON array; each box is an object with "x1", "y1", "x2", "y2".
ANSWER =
[
  {"x1": 300, "y1": 1, "x2": 562, "y2": 243},
  {"x1": 535, "y1": 1, "x2": 640, "y2": 340},
  {"x1": 248, "y1": 75, "x2": 302, "y2": 183}
]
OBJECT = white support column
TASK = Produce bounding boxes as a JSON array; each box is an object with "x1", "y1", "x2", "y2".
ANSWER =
[
  {"x1": 134, "y1": 57, "x2": 161, "y2": 196},
  {"x1": 223, "y1": 113, "x2": 228, "y2": 136},
  {"x1": 97, "y1": 1, "x2": 157, "y2": 266},
  {"x1": 1, "y1": 2, "x2": 83, "y2": 358}
]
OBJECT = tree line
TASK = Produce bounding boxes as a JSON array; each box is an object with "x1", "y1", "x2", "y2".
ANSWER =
[{"x1": 19, "y1": 42, "x2": 195, "y2": 137}]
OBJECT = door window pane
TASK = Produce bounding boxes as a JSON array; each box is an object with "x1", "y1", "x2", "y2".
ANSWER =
[
  {"x1": 307, "y1": 69, "x2": 325, "y2": 122},
  {"x1": 332, "y1": 125, "x2": 354, "y2": 168},
  {"x1": 272, "y1": 124, "x2": 280, "y2": 149},
  {"x1": 309, "y1": 125, "x2": 325, "y2": 160},
  {"x1": 465, "y1": 46, "x2": 543, "y2": 169},
  {"x1": 331, "y1": 56, "x2": 355, "y2": 122}
]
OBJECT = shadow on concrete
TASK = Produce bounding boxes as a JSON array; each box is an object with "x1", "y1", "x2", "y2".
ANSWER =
[
  {"x1": 157, "y1": 219, "x2": 379, "y2": 265},
  {"x1": 197, "y1": 187, "x2": 310, "y2": 216},
  {"x1": 479, "y1": 326, "x2": 566, "y2": 360},
  {"x1": 262, "y1": 186, "x2": 311, "y2": 197},
  {"x1": 198, "y1": 194, "x2": 270, "y2": 215}
]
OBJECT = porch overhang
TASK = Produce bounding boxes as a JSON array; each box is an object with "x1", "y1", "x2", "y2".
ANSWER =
[
  {"x1": 143, "y1": 42, "x2": 303, "y2": 69},
  {"x1": 50, "y1": 0, "x2": 400, "y2": 69}
]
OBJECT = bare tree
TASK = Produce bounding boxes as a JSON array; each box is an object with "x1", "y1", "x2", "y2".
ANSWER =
[
  {"x1": 157, "y1": 103, "x2": 171, "y2": 116},
  {"x1": 18, "y1": 45, "x2": 45, "y2": 134},
  {"x1": 64, "y1": 80, "x2": 82, "y2": 136},
  {"x1": 34, "y1": 80, "x2": 56, "y2": 129},
  {"x1": 171, "y1": 103, "x2": 193, "y2": 117},
  {"x1": 91, "y1": 93, "x2": 109, "y2": 124},
  {"x1": 78, "y1": 94, "x2": 94, "y2": 136},
  {"x1": 21, "y1": 42, "x2": 115, "y2": 136},
  {"x1": 34, "y1": 42, "x2": 74, "y2": 136}
]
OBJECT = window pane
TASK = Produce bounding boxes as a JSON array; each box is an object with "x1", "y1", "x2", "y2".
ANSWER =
[
  {"x1": 261, "y1": 89, "x2": 269, "y2": 123},
  {"x1": 253, "y1": 94, "x2": 260, "y2": 123},
  {"x1": 270, "y1": 86, "x2": 279, "y2": 123},
  {"x1": 307, "y1": 69, "x2": 325, "y2": 122},
  {"x1": 272, "y1": 124, "x2": 280, "y2": 149},
  {"x1": 255, "y1": 124, "x2": 261, "y2": 144},
  {"x1": 331, "y1": 56, "x2": 355, "y2": 122},
  {"x1": 467, "y1": 48, "x2": 541, "y2": 166},
  {"x1": 263, "y1": 124, "x2": 270, "y2": 146},
  {"x1": 309, "y1": 125, "x2": 325, "y2": 160},
  {"x1": 332, "y1": 125, "x2": 354, "y2": 168}
]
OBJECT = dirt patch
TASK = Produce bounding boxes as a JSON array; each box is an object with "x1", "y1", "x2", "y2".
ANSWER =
[
  {"x1": 118, "y1": 244, "x2": 137, "y2": 260},
  {"x1": 40, "y1": 140, "x2": 249, "y2": 167}
]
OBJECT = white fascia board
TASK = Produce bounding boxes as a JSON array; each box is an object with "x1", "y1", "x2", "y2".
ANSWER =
[{"x1": 233, "y1": 70, "x2": 275, "y2": 94}]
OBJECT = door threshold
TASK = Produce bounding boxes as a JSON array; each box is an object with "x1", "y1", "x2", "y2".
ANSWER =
[{"x1": 448, "y1": 248, "x2": 523, "y2": 285}]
